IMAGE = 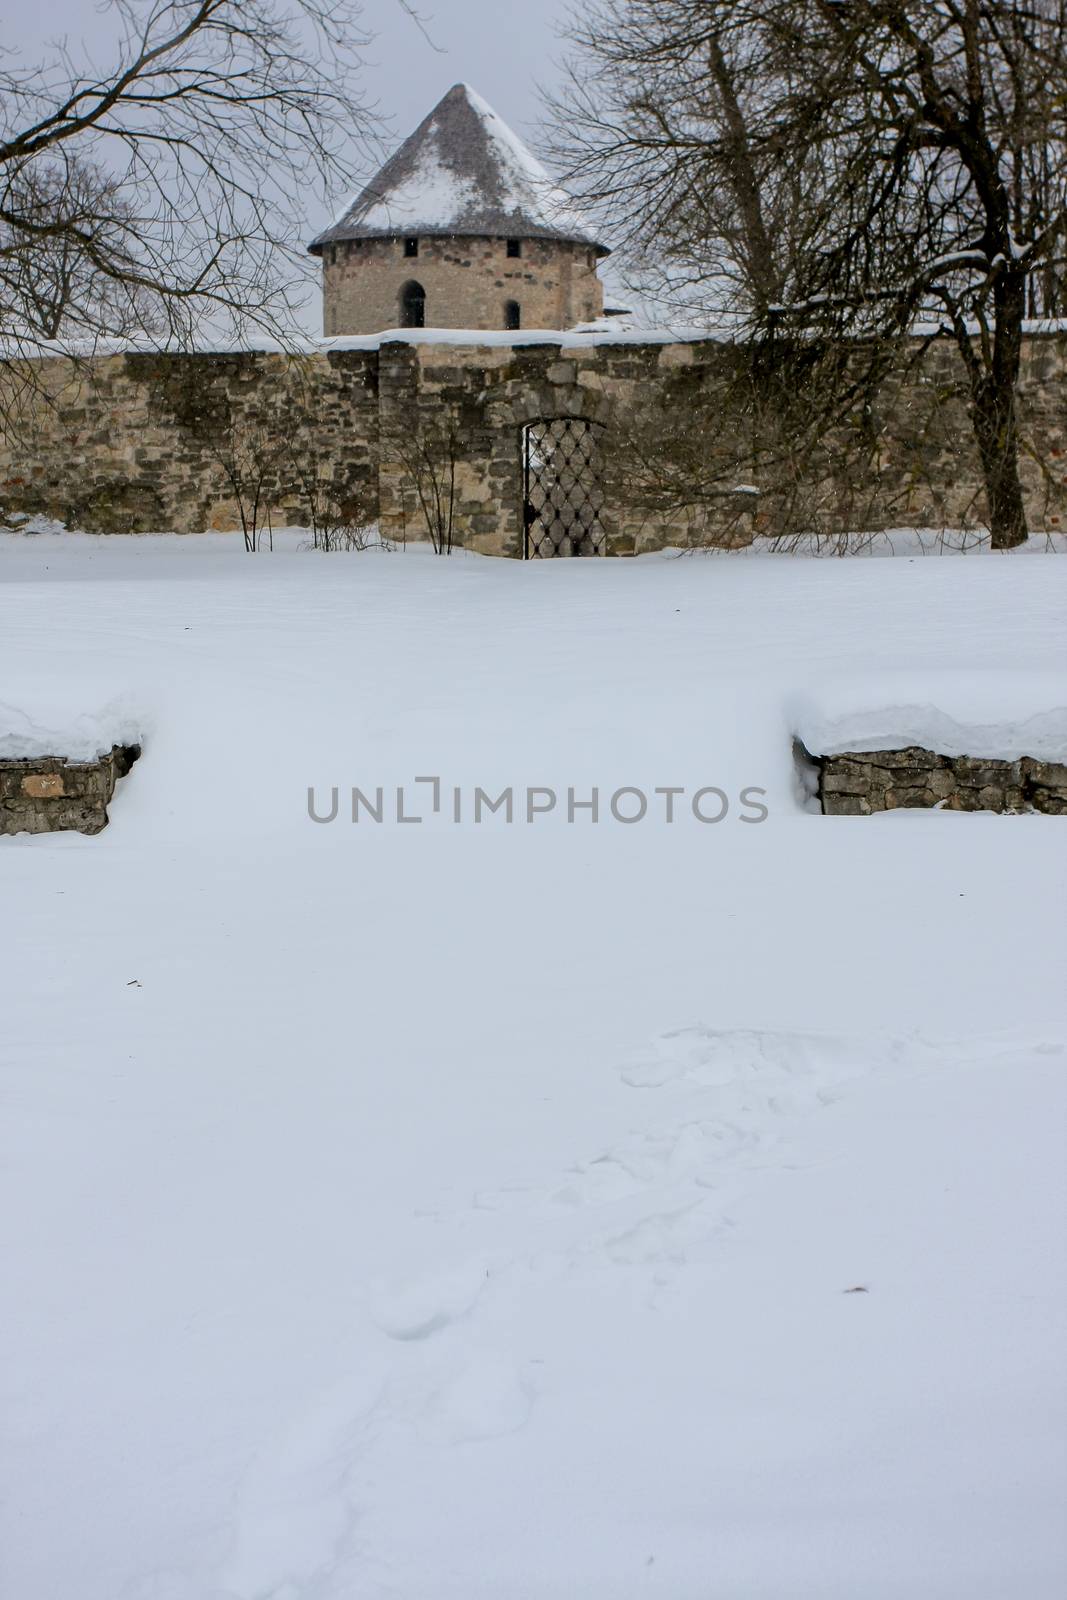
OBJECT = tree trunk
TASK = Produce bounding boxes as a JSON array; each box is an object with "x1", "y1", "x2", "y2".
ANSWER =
[
  {"x1": 706, "y1": 36, "x2": 779, "y2": 316},
  {"x1": 966, "y1": 270, "x2": 1029, "y2": 550},
  {"x1": 971, "y1": 381, "x2": 1028, "y2": 549}
]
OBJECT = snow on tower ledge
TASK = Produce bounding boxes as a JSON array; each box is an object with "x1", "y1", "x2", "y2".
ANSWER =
[{"x1": 309, "y1": 84, "x2": 610, "y2": 337}]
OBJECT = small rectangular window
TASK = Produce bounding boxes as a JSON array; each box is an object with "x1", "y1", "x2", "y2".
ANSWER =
[
  {"x1": 506, "y1": 239, "x2": 521, "y2": 258},
  {"x1": 404, "y1": 238, "x2": 419, "y2": 258}
]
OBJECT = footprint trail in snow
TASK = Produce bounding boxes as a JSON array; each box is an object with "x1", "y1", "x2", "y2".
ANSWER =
[{"x1": 216, "y1": 1024, "x2": 1053, "y2": 1599}]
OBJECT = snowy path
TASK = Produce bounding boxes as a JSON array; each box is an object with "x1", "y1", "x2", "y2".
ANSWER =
[{"x1": 1, "y1": 534, "x2": 1065, "y2": 1599}]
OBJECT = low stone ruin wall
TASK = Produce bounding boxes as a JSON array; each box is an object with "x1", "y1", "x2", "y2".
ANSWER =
[
  {"x1": 818, "y1": 747, "x2": 1067, "y2": 814},
  {"x1": 0, "y1": 744, "x2": 140, "y2": 834}
]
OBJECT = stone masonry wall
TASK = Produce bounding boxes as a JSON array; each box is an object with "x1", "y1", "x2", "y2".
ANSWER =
[
  {"x1": 1, "y1": 332, "x2": 1064, "y2": 552},
  {"x1": 321, "y1": 237, "x2": 604, "y2": 336},
  {"x1": 0, "y1": 349, "x2": 379, "y2": 535},
  {"x1": 0, "y1": 745, "x2": 140, "y2": 835},
  {"x1": 818, "y1": 747, "x2": 1067, "y2": 814}
]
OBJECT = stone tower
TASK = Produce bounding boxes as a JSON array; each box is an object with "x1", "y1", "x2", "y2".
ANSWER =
[{"x1": 309, "y1": 84, "x2": 609, "y2": 336}]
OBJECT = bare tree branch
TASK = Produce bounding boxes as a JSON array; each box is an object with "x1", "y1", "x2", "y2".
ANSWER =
[
  {"x1": 549, "y1": 0, "x2": 1066, "y2": 546},
  {"x1": 0, "y1": 0, "x2": 410, "y2": 371}
]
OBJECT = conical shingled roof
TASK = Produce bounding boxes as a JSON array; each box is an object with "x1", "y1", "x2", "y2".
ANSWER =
[{"x1": 309, "y1": 83, "x2": 608, "y2": 257}]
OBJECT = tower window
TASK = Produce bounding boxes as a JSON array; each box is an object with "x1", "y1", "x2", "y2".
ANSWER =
[
  {"x1": 400, "y1": 280, "x2": 426, "y2": 329},
  {"x1": 504, "y1": 300, "x2": 521, "y2": 331},
  {"x1": 506, "y1": 239, "x2": 522, "y2": 258},
  {"x1": 404, "y1": 237, "x2": 419, "y2": 257}
]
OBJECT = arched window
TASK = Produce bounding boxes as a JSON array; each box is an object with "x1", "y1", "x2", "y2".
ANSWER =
[
  {"x1": 504, "y1": 300, "x2": 521, "y2": 331},
  {"x1": 400, "y1": 280, "x2": 426, "y2": 329}
]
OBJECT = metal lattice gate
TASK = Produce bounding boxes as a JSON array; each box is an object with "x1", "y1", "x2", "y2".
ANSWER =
[{"x1": 523, "y1": 418, "x2": 605, "y2": 558}]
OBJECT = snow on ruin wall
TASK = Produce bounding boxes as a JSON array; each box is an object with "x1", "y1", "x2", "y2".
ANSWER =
[{"x1": 0, "y1": 333, "x2": 1064, "y2": 553}]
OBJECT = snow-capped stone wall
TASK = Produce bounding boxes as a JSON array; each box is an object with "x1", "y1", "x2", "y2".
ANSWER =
[
  {"x1": 1, "y1": 330, "x2": 1064, "y2": 553},
  {"x1": 0, "y1": 744, "x2": 140, "y2": 835}
]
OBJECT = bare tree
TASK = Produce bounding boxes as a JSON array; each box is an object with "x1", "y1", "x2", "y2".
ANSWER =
[
  {"x1": 275, "y1": 367, "x2": 379, "y2": 549},
  {"x1": 208, "y1": 406, "x2": 286, "y2": 552},
  {"x1": 385, "y1": 414, "x2": 461, "y2": 554},
  {"x1": 599, "y1": 336, "x2": 951, "y2": 551},
  {"x1": 0, "y1": 1, "x2": 426, "y2": 362},
  {"x1": 0, "y1": 153, "x2": 148, "y2": 343},
  {"x1": 289, "y1": 450, "x2": 376, "y2": 551},
  {"x1": 549, "y1": 5, "x2": 814, "y2": 325},
  {"x1": 551, "y1": 0, "x2": 1067, "y2": 547}
]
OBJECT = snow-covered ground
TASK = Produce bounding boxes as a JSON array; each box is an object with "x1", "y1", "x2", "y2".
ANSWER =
[{"x1": 1, "y1": 531, "x2": 1065, "y2": 1600}]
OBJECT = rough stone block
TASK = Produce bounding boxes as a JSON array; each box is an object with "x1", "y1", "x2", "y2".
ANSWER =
[
  {"x1": 1022, "y1": 759, "x2": 1067, "y2": 789},
  {"x1": 821, "y1": 771, "x2": 871, "y2": 796},
  {"x1": 22, "y1": 771, "x2": 66, "y2": 798},
  {"x1": 885, "y1": 787, "x2": 937, "y2": 809},
  {"x1": 822, "y1": 794, "x2": 872, "y2": 815}
]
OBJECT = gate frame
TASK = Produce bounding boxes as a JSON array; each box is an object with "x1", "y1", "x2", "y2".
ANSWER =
[{"x1": 479, "y1": 373, "x2": 613, "y2": 559}]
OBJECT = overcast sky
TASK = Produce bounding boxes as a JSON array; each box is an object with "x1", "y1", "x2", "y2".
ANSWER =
[
  {"x1": 363, "y1": 0, "x2": 574, "y2": 148},
  {"x1": 11, "y1": 0, "x2": 576, "y2": 215}
]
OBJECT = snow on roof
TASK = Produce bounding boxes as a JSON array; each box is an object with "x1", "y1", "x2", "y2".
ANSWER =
[{"x1": 310, "y1": 83, "x2": 606, "y2": 256}]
